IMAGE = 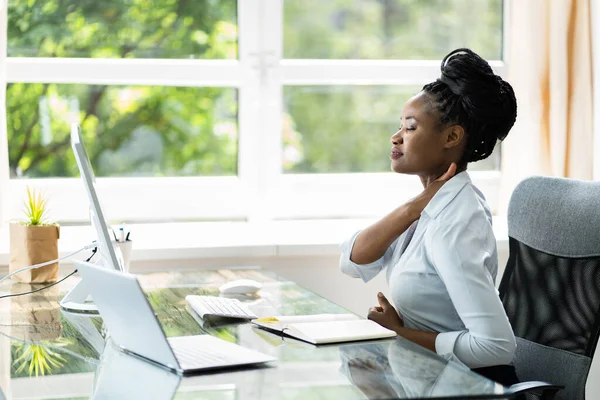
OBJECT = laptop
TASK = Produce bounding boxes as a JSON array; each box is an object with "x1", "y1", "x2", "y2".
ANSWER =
[{"x1": 76, "y1": 261, "x2": 276, "y2": 375}]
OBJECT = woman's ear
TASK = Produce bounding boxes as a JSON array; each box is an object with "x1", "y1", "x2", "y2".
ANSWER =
[{"x1": 443, "y1": 125, "x2": 465, "y2": 149}]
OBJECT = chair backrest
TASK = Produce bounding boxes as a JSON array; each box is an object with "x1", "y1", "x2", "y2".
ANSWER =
[{"x1": 499, "y1": 176, "x2": 600, "y2": 400}]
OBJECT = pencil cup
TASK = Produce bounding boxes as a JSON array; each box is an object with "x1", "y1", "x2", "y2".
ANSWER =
[{"x1": 116, "y1": 240, "x2": 133, "y2": 272}]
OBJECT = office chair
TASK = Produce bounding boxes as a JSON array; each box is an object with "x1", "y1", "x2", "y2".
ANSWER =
[{"x1": 499, "y1": 176, "x2": 600, "y2": 400}]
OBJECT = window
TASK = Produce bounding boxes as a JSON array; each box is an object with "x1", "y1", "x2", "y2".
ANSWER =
[
  {"x1": 8, "y1": 84, "x2": 238, "y2": 178},
  {"x1": 2, "y1": 1, "x2": 507, "y2": 223},
  {"x1": 283, "y1": 0, "x2": 503, "y2": 60},
  {"x1": 8, "y1": 1, "x2": 238, "y2": 59}
]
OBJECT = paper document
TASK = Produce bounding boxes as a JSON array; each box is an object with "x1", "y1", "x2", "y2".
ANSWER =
[{"x1": 252, "y1": 313, "x2": 396, "y2": 345}]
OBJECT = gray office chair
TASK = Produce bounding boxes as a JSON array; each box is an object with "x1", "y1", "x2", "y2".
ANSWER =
[{"x1": 499, "y1": 176, "x2": 600, "y2": 400}]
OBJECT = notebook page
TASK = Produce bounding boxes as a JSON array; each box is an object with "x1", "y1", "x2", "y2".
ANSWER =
[
  {"x1": 275, "y1": 314, "x2": 360, "y2": 324},
  {"x1": 288, "y1": 319, "x2": 396, "y2": 344},
  {"x1": 252, "y1": 314, "x2": 359, "y2": 333}
]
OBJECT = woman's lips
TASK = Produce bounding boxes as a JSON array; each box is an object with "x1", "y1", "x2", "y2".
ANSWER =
[{"x1": 390, "y1": 150, "x2": 403, "y2": 160}]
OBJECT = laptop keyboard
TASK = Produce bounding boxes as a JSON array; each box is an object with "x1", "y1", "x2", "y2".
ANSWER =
[
  {"x1": 171, "y1": 342, "x2": 239, "y2": 368},
  {"x1": 167, "y1": 335, "x2": 275, "y2": 371},
  {"x1": 186, "y1": 295, "x2": 258, "y2": 320}
]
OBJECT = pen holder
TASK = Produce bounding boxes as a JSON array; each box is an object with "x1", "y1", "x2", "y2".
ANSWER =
[{"x1": 116, "y1": 240, "x2": 133, "y2": 273}]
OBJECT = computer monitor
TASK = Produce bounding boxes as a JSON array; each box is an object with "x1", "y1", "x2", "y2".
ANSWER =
[{"x1": 60, "y1": 123, "x2": 124, "y2": 313}]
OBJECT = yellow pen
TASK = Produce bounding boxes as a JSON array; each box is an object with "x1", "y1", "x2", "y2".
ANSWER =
[{"x1": 254, "y1": 317, "x2": 279, "y2": 322}]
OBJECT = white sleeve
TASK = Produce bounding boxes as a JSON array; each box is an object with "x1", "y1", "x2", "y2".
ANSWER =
[
  {"x1": 339, "y1": 230, "x2": 398, "y2": 283},
  {"x1": 427, "y1": 221, "x2": 516, "y2": 368}
]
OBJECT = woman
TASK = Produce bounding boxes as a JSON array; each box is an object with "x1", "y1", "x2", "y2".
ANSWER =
[{"x1": 339, "y1": 48, "x2": 519, "y2": 385}]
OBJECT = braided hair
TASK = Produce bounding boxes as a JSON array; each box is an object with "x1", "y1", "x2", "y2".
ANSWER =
[{"x1": 422, "y1": 48, "x2": 517, "y2": 166}]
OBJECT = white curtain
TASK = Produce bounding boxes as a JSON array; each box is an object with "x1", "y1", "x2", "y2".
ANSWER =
[
  {"x1": 0, "y1": 0, "x2": 8, "y2": 227},
  {"x1": 499, "y1": 0, "x2": 594, "y2": 212}
]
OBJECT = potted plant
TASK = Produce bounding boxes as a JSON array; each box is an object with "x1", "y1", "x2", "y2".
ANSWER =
[{"x1": 9, "y1": 187, "x2": 60, "y2": 283}]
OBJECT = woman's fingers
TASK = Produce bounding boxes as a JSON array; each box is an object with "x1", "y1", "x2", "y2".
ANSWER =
[
  {"x1": 377, "y1": 292, "x2": 392, "y2": 310},
  {"x1": 367, "y1": 306, "x2": 384, "y2": 320}
]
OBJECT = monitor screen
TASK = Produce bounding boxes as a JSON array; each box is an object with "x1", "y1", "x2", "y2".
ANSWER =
[{"x1": 70, "y1": 123, "x2": 123, "y2": 271}]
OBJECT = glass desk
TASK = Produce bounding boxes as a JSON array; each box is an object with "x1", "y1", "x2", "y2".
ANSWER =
[{"x1": 0, "y1": 268, "x2": 519, "y2": 399}]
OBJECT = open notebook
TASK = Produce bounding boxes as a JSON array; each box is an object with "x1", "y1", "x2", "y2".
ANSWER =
[{"x1": 252, "y1": 314, "x2": 396, "y2": 345}]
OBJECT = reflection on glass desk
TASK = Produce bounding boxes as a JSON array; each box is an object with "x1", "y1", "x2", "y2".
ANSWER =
[
  {"x1": 0, "y1": 269, "x2": 517, "y2": 399},
  {"x1": 93, "y1": 339, "x2": 181, "y2": 400},
  {"x1": 339, "y1": 338, "x2": 504, "y2": 399}
]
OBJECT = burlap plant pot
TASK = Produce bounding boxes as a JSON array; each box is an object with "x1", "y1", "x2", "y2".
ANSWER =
[{"x1": 9, "y1": 223, "x2": 60, "y2": 283}]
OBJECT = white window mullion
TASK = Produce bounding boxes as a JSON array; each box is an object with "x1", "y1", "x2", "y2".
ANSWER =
[
  {"x1": 237, "y1": 0, "x2": 262, "y2": 221},
  {"x1": 6, "y1": 58, "x2": 242, "y2": 87},
  {"x1": 281, "y1": 60, "x2": 507, "y2": 85},
  {"x1": 252, "y1": 0, "x2": 283, "y2": 221}
]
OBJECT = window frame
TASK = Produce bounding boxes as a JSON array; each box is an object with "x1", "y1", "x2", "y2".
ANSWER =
[{"x1": 1, "y1": 0, "x2": 509, "y2": 224}]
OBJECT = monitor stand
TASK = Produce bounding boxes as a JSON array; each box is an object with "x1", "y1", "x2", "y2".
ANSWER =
[
  {"x1": 60, "y1": 278, "x2": 98, "y2": 314},
  {"x1": 59, "y1": 248, "x2": 124, "y2": 314}
]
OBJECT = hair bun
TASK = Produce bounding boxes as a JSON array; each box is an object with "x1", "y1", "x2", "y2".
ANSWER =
[
  {"x1": 423, "y1": 48, "x2": 518, "y2": 164},
  {"x1": 438, "y1": 73, "x2": 462, "y2": 96},
  {"x1": 439, "y1": 48, "x2": 498, "y2": 97},
  {"x1": 493, "y1": 78, "x2": 517, "y2": 142}
]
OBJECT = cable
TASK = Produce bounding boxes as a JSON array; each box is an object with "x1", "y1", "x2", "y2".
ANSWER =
[
  {"x1": 85, "y1": 246, "x2": 98, "y2": 263},
  {"x1": 0, "y1": 270, "x2": 78, "y2": 300},
  {"x1": 0, "y1": 246, "x2": 98, "y2": 300},
  {"x1": 0, "y1": 241, "x2": 97, "y2": 286}
]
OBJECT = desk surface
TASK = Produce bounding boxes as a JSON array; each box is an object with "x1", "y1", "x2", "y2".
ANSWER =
[{"x1": 0, "y1": 268, "x2": 515, "y2": 399}]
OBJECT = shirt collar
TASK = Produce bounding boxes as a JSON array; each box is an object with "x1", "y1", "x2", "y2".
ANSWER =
[{"x1": 422, "y1": 171, "x2": 471, "y2": 220}]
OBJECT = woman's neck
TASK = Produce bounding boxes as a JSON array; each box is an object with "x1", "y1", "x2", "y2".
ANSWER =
[{"x1": 419, "y1": 165, "x2": 466, "y2": 188}]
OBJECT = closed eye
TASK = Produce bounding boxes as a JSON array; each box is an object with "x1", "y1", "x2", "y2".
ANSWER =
[{"x1": 399, "y1": 125, "x2": 416, "y2": 131}]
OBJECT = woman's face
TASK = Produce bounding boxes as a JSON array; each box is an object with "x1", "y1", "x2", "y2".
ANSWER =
[{"x1": 390, "y1": 92, "x2": 449, "y2": 176}]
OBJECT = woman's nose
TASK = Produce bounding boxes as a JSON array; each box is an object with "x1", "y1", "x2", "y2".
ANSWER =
[{"x1": 391, "y1": 129, "x2": 403, "y2": 145}]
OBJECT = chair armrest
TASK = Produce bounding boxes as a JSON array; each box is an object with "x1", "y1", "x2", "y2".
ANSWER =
[{"x1": 507, "y1": 381, "x2": 564, "y2": 400}]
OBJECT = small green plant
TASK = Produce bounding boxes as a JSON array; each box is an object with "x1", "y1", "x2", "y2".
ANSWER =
[
  {"x1": 13, "y1": 341, "x2": 68, "y2": 377},
  {"x1": 23, "y1": 187, "x2": 52, "y2": 226}
]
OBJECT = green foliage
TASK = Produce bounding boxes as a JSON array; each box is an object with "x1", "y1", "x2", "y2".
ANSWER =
[
  {"x1": 7, "y1": 83, "x2": 238, "y2": 178},
  {"x1": 7, "y1": 0, "x2": 237, "y2": 59},
  {"x1": 7, "y1": 0, "x2": 238, "y2": 178},
  {"x1": 284, "y1": 86, "x2": 419, "y2": 173},
  {"x1": 282, "y1": 0, "x2": 503, "y2": 173},
  {"x1": 6, "y1": 0, "x2": 502, "y2": 178},
  {"x1": 23, "y1": 186, "x2": 52, "y2": 225},
  {"x1": 284, "y1": 0, "x2": 503, "y2": 60}
]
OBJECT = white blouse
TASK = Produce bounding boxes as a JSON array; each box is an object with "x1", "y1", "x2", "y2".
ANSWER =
[{"x1": 339, "y1": 171, "x2": 516, "y2": 369}]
